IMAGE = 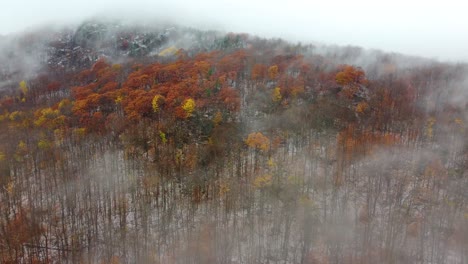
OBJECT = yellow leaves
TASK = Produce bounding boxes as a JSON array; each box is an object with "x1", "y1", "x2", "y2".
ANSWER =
[
  {"x1": 355, "y1": 101, "x2": 369, "y2": 113},
  {"x1": 159, "y1": 130, "x2": 167, "y2": 144},
  {"x1": 268, "y1": 65, "x2": 279, "y2": 79},
  {"x1": 299, "y1": 195, "x2": 314, "y2": 207},
  {"x1": 181, "y1": 98, "x2": 196, "y2": 117},
  {"x1": 38, "y1": 139, "x2": 52, "y2": 150},
  {"x1": 111, "y1": 63, "x2": 122, "y2": 71},
  {"x1": 267, "y1": 158, "x2": 276, "y2": 167},
  {"x1": 213, "y1": 111, "x2": 223, "y2": 126},
  {"x1": 58, "y1": 99, "x2": 72, "y2": 113},
  {"x1": 245, "y1": 132, "x2": 270, "y2": 151},
  {"x1": 15, "y1": 141, "x2": 28, "y2": 161},
  {"x1": 34, "y1": 108, "x2": 60, "y2": 127},
  {"x1": 9, "y1": 111, "x2": 24, "y2": 121},
  {"x1": 272, "y1": 87, "x2": 282, "y2": 102},
  {"x1": 152, "y1": 95, "x2": 164, "y2": 113},
  {"x1": 17, "y1": 140, "x2": 27, "y2": 152},
  {"x1": 425, "y1": 117, "x2": 436, "y2": 139},
  {"x1": 253, "y1": 174, "x2": 272, "y2": 188},
  {"x1": 0, "y1": 151, "x2": 5, "y2": 161},
  {"x1": 219, "y1": 182, "x2": 230, "y2": 196},
  {"x1": 115, "y1": 95, "x2": 124, "y2": 104},
  {"x1": 54, "y1": 129, "x2": 65, "y2": 144},
  {"x1": 287, "y1": 175, "x2": 302, "y2": 185},
  {"x1": 0, "y1": 113, "x2": 7, "y2": 122},
  {"x1": 73, "y1": 127, "x2": 87, "y2": 138},
  {"x1": 454, "y1": 118, "x2": 464, "y2": 132},
  {"x1": 175, "y1": 149, "x2": 183, "y2": 165},
  {"x1": 158, "y1": 46, "x2": 178, "y2": 57},
  {"x1": 6, "y1": 181, "x2": 14, "y2": 195},
  {"x1": 19, "y1": 80, "x2": 28, "y2": 95}
]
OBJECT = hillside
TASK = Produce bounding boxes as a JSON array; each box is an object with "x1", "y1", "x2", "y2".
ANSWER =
[{"x1": 0, "y1": 21, "x2": 467, "y2": 264}]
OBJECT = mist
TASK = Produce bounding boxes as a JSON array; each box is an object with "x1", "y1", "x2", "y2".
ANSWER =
[
  {"x1": 0, "y1": 1, "x2": 467, "y2": 263},
  {"x1": 2, "y1": 0, "x2": 468, "y2": 62}
]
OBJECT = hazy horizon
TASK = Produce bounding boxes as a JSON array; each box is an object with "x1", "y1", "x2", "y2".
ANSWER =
[{"x1": 1, "y1": 0, "x2": 468, "y2": 62}]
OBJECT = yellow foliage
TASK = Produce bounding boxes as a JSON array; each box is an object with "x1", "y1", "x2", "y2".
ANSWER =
[
  {"x1": 6, "y1": 181, "x2": 14, "y2": 195},
  {"x1": 219, "y1": 182, "x2": 230, "y2": 196},
  {"x1": 159, "y1": 131, "x2": 167, "y2": 144},
  {"x1": 9, "y1": 111, "x2": 24, "y2": 121},
  {"x1": 175, "y1": 149, "x2": 183, "y2": 165},
  {"x1": 245, "y1": 132, "x2": 270, "y2": 151},
  {"x1": 38, "y1": 139, "x2": 52, "y2": 150},
  {"x1": 299, "y1": 195, "x2": 314, "y2": 206},
  {"x1": 159, "y1": 46, "x2": 178, "y2": 57},
  {"x1": 267, "y1": 158, "x2": 276, "y2": 167},
  {"x1": 112, "y1": 64, "x2": 122, "y2": 71},
  {"x1": 19, "y1": 80, "x2": 28, "y2": 95},
  {"x1": 152, "y1": 95, "x2": 164, "y2": 113},
  {"x1": 213, "y1": 111, "x2": 223, "y2": 126},
  {"x1": 115, "y1": 95, "x2": 124, "y2": 104},
  {"x1": 35, "y1": 108, "x2": 60, "y2": 127},
  {"x1": 0, "y1": 113, "x2": 7, "y2": 122},
  {"x1": 74, "y1": 128, "x2": 87, "y2": 137},
  {"x1": 253, "y1": 174, "x2": 272, "y2": 188},
  {"x1": 287, "y1": 175, "x2": 302, "y2": 185},
  {"x1": 17, "y1": 141, "x2": 27, "y2": 153},
  {"x1": 272, "y1": 87, "x2": 282, "y2": 102},
  {"x1": 182, "y1": 98, "x2": 196, "y2": 117},
  {"x1": 268, "y1": 65, "x2": 279, "y2": 79},
  {"x1": 0, "y1": 151, "x2": 5, "y2": 161},
  {"x1": 454, "y1": 118, "x2": 463, "y2": 126},
  {"x1": 58, "y1": 99, "x2": 72, "y2": 112},
  {"x1": 426, "y1": 117, "x2": 436, "y2": 139}
]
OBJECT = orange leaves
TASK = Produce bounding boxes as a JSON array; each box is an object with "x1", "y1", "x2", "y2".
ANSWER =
[
  {"x1": 337, "y1": 126, "x2": 401, "y2": 160},
  {"x1": 335, "y1": 65, "x2": 368, "y2": 100},
  {"x1": 355, "y1": 101, "x2": 369, "y2": 113},
  {"x1": 335, "y1": 65, "x2": 367, "y2": 86},
  {"x1": 218, "y1": 87, "x2": 240, "y2": 112},
  {"x1": 194, "y1": 61, "x2": 211, "y2": 77},
  {"x1": 126, "y1": 73, "x2": 151, "y2": 89},
  {"x1": 245, "y1": 132, "x2": 270, "y2": 151},
  {"x1": 251, "y1": 64, "x2": 267, "y2": 80}
]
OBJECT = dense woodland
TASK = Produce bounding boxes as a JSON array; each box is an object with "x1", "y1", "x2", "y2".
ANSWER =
[{"x1": 0, "y1": 22, "x2": 467, "y2": 263}]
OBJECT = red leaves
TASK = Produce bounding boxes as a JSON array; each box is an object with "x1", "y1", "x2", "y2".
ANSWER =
[{"x1": 218, "y1": 87, "x2": 240, "y2": 112}]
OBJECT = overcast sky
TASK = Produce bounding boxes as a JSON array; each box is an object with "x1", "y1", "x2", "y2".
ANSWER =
[{"x1": 1, "y1": 0, "x2": 467, "y2": 62}]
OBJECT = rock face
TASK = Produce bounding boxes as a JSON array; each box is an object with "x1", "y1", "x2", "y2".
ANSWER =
[
  {"x1": 0, "y1": 20, "x2": 175, "y2": 91},
  {"x1": 0, "y1": 19, "x2": 234, "y2": 92}
]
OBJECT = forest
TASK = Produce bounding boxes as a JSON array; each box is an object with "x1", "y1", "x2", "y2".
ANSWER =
[{"x1": 0, "y1": 21, "x2": 467, "y2": 263}]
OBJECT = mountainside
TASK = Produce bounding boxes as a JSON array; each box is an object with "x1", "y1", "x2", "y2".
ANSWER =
[{"x1": 0, "y1": 20, "x2": 467, "y2": 264}]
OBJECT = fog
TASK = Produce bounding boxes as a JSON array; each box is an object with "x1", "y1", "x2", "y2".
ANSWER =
[{"x1": 1, "y1": 0, "x2": 467, "y2": 62}]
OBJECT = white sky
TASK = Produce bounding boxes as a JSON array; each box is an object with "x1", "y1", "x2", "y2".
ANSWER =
[{"x1": 1, "y1": 0, "x2": 468, "y2": 62}]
